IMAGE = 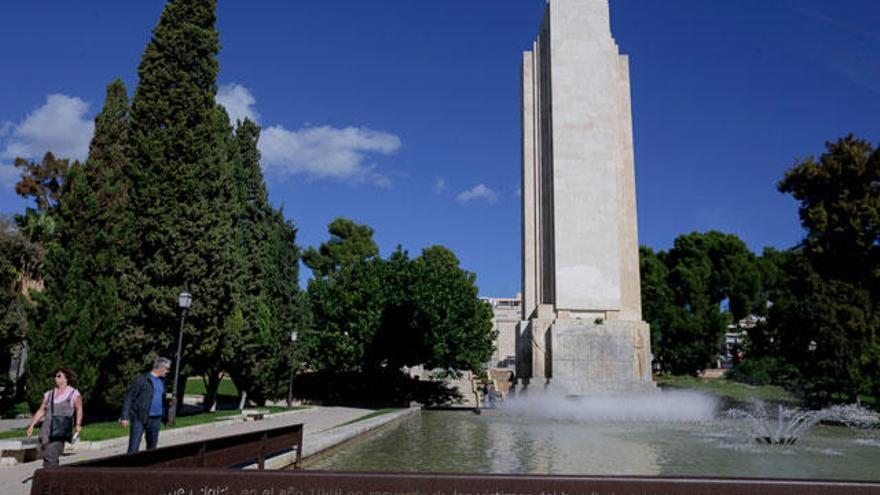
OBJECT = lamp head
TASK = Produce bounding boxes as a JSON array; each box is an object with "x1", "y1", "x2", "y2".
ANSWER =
[{"x1": 178, "y1": 291, "x2": 192, "y2": 309}]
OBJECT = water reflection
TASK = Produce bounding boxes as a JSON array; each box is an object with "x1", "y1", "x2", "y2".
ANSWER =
[{"x1": 307, "y1": 411, "x2": 880, "y2": 480}]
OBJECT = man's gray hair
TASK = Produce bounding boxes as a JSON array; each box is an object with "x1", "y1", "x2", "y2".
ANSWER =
[{"x1": 153, "y1": 357, "x2": 172, "y2": 370}]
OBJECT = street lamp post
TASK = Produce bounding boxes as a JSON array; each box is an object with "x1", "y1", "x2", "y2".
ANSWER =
[
  {"x1": 169, "y1": 291, "x2": 192, "y2": 426},
  {"x1": 286, "y1": 331, "x2": 298, "y2": 409}
]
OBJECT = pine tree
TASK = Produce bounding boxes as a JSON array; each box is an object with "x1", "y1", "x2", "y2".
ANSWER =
[
  {"x1": 127, "y1": 0, "x2": 244, "y2": 406},
  {"x1": 303, "y1": 218, "x2": 380, "y2": 278},
  {"x1": 14, "y1": 152, "x2": 70, "y2": 212},
  {"x1": 645, "y1": 231, "x2": 762, "y2": 375}
]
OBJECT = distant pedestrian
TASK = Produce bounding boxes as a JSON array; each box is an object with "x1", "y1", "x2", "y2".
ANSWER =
[
  {"x1": 488, "y1": 385, "x2": 497, "y2": 409},
  {"x1": 120, "y1": 357, "x2": 171, "y2": 454},
  {"x1": 26, "y1": 367, "x2": 83, "y2": 467}
]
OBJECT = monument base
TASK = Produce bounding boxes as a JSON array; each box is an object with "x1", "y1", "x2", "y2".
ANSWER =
[{"x1": 548, "y1": 319, "x2": 655, "y2": 395}]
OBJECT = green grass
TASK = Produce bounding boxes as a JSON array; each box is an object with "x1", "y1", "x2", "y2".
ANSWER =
[
  {"x1": 267, "y1": 405, "x2": 308, "y2": 414},
  {"x1": 184, "y1": 377, "x2": 239, "y2": 397},
  {"x1": 0, "y1": 429, "x2": 27, "y2": 440},
  {"x1": 332, "y1": 408, "x2": 399, "y2": 429},
  {"x1": 0, "y1": 405, "x2": 313, "y2": 441},
  {"x1": 657, "y1": 375, "x2": 800, "y2": 405},
  {"x1": 0, "y1": 410, "x2": 241, "y2": 441},
  {"x1": 1, "y1": 401, "x2": 31, "y2": 419}
]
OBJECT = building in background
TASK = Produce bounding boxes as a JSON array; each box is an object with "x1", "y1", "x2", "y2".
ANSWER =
[{"x1": 482, "y1": 295, "x2": 521, "y2": 371}]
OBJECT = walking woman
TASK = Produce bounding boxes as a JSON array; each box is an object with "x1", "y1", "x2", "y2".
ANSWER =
[{"x1": 26, "y1": 368, "x2": 83, "y2": 466}]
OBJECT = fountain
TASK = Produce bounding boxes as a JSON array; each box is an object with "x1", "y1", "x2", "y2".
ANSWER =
[
  {"x1": 500, "y1": 389, "x2": 718, "y2": 423},
  {"x1": 308, "y1": 393, "x2": 880, "y2": 480},
  {"x1": 726, "y1": 401, "x2": 880, "y2": 446},
  {"x1": 309, "y1": 0, "x2": 880, "y2": 482}
]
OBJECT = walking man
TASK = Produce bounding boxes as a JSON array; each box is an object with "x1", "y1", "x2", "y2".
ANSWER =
[{"x1": 120, "y1": 357, "x2": 171, "y2": 453}]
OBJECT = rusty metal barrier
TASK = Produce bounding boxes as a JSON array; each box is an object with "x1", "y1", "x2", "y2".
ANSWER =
[
  {"x1": 73, "y1": 422, "x2": 302, "y2": 470},
  {"x1": 31, "y1": 468, "x2": 880, "y2": 495}
]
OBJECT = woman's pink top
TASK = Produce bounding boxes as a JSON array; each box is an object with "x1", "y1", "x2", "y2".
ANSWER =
[{"x1": 43, "y1": 387, "x2": 80, "y2": 407}]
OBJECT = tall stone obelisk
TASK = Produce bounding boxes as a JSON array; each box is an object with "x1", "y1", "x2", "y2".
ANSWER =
[{"x1": 517, "y1": 0, "x2": 654, "y2": 394}]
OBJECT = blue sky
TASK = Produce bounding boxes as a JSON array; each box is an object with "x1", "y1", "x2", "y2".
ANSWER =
[{"x1": 1, "y1": 1, "x2": 878, "y2": 297}]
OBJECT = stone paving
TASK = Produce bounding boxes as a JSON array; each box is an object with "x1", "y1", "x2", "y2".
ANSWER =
[
  {"x1": 0, "y1": 405, "x2": 414, "y2": 495},
  {"x1": 0, "y1": 419, "x2": 31, "y2": 433}
]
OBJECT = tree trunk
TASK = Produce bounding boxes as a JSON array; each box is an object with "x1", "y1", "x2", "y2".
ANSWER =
[
  {"x1": 173, "y1": 373, "x2": 189, "y2": 418},
  {"x1": 203, "y1": 370, "x2": 222, "y2": 412}
]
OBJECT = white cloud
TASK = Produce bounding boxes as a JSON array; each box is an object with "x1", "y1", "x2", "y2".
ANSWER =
[
  {"x1": 371, "y1": 174, "x2": 393, "y2": 189},
  {"x1": 434, "y1": 178, "x2": 447, "y2": 194},
  {"x1": 456, "y1": 183, "x2": 498, "y2": 204},
  {"x1": 259, "y1": 125, "x2": 401, "y2": 186},
  {"x1": 1, "y1": 94, "x2": 93, "y2": 162},
  {"x1": 216, "y1": 81, "x2": 402, "y2": 186},
  {"x1": 217, "y1": 84, "x2": 259, "y2": 126}
]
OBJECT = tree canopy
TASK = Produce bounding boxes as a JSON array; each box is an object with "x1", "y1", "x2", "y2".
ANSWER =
[
  {"x1": 303, "y1": 219, "x2": 495, "y2": 399},
  {"x1": 640, "y1": 231, "x2": 763, "y2": 375},
  {"x1": 302, "y1": 217, "x2": 379, "y2": 278},
  {"x1": 766, "y1": 135, "x2": 880, "y2": 403},
  {"x1": 641, "y1": 135, "x2": 880, "y2": 404},
  {"x1": 24, "y1": 80, "x2": 140, "y2": 409},
  {"x1": 18, "y1": 0, "x2": 308, "y2": 411}
]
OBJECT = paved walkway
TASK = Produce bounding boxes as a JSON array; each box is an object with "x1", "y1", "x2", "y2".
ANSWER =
[
  {"x1": 0, "y1": 419, "x2": 30, "y2": 433},
  {"x1": 0, "y1": 406, "x2": 406, "y2": 495}
]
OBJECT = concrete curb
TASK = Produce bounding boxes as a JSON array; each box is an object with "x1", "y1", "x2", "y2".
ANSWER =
[
  {"x1": 1, "y1": 406, "x2": 415, "y2": 472},
  {"x1": 259, "y1": 407, "x2": 420, "y2": 470}
]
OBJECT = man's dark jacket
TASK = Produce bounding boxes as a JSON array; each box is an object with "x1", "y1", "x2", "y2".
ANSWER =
[{"x1": 120, "y1": 372, "x2": 168, "y2": 423}]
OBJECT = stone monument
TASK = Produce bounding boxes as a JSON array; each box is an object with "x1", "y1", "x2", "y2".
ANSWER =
[{"x1": 516, "y1": 0, "x2": 654, "y2": 394}]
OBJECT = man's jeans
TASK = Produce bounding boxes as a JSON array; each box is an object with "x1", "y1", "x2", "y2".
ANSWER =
[{"x1": 127, "y1": 416, "x2": 162, "y2": 454}]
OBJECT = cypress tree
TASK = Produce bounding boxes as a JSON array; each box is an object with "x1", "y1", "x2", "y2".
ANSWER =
[
  {"x1": 224, "y1": 119, "x2": 305, "y2": 405},
  {"x1": 128, "y1": 0, "x2": 244, "y2": 405},
  {"x1": 26, "y1": 80, "x2": 139, "y2": 409},
  {"x1": 262, "y1": 210, "x2": 307, "y2": 402}
]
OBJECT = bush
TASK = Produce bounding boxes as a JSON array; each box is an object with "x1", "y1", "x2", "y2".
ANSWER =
[
  {"x1": 291, "y1": 370, "x2": 462, "y2": 408},
  {"x1": 728, "y1": 357, "x2": 798, "y2": 386}
]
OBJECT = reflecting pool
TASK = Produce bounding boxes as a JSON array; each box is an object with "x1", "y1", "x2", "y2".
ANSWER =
[{"x1": 307, "y1": 398, "x2": 880, "y2": 481}]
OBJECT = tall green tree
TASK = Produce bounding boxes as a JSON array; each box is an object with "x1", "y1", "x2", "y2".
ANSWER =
[
  {"x1": 223, "y1": 119, "x2": 306, "y2": 406},
  {"x1": 25, "y1": 80, "x2": 140, "y2": 409},
  {"x1": 303, "y1": 217, "x2": 382, "y2": 372},
  {"x1": 778, "y1": 134, "x2": 879, "y2": 292},
  {"x1": 743, "y1": 247, "x2": 800, "y2": 360},
  {"x1": 255, "y1": 210, "x2": 308, "y2": 404},
  {"x1": 305, "y1": 257, "x2": 385, "y2": 373},
  {"x1": 403, "y1": 246, "x2": 495, "y2": 374},
  {"x1": 645, "y1": 231, "x2": 762, "y2": 374},
  {"x1": 769, "y1": 135, "x2": 880, "y2": 403},
  {"x1": 304, "y1": 219, "x2": 495, "y2": 395},
  {"x1": 0, "y1": 218, "x2": 43, "y2": 406},
  {"x1": 639, "y1": 246, "x2": 674, "y2": 353},
  {"x1": 127, "y1": 0, "x2": 245, "y2": 404}
]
